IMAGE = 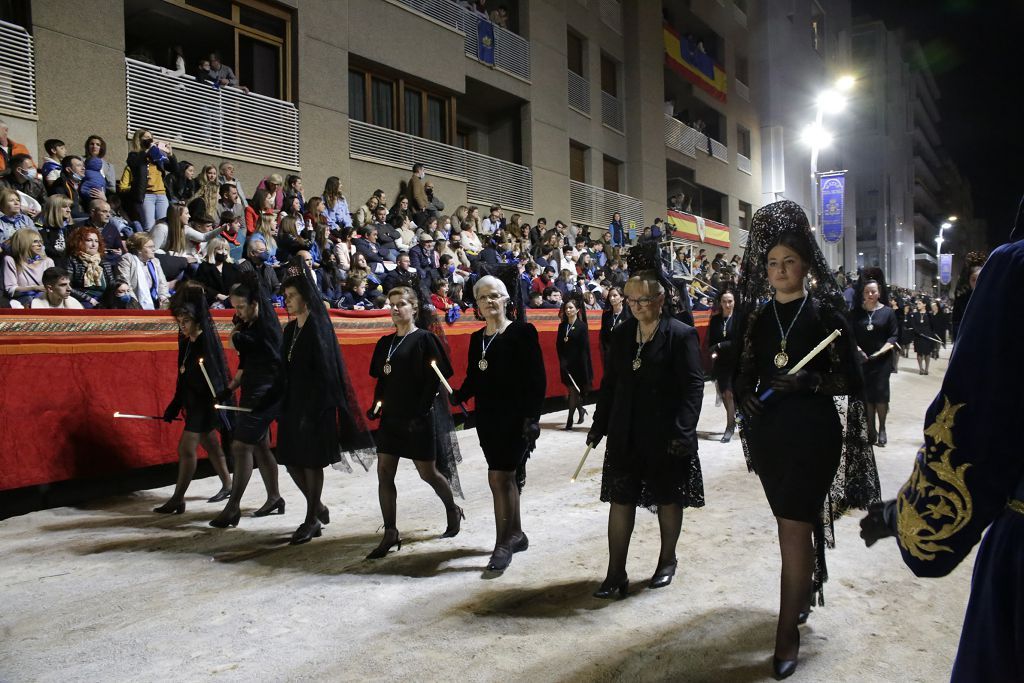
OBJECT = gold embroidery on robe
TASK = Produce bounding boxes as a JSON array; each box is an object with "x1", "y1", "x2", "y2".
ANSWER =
[{"x1": 897, "y1": 397, "x2": 973, "y2": 561}]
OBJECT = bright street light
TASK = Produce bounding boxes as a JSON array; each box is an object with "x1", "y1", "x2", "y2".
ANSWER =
[
  {"x1": 947, "y1": 215, "x2": 958, "y2": 222},
  {"x1": 941, "y1": 221, "x2": 952, "y2": 230},
  {"x1": 816, "y1": 89, "x2": 847, "y2": 113},
  {"x1": 836, "y1": 74, "x2": 856, "y2": 91},
  {"x1": 801, "y1": 122, "x2": 833, "y2": 148}
]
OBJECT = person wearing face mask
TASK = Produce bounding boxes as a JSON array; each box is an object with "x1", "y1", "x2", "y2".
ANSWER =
[
  {"x1": 118, "y1": 232, "x2": 169, "y2": 310},
  {"x1": 50, "y1": 155, "x2": 93, "y2": 221},
  {"x1": 122, "y1": 128, "x2": 178, "y2": 231},
  {"x1": 0, "y1": 154, "x2": 45, "y2": 209},
  {"x1": 238, "y1": 238, "x2": 280, "y2": 296},
  {"x1": 100, "y1": 279, "x2": 142, "y2": 310},
  {"x1": 193, "y1": 237, "x2": 239, "y2": 307}
]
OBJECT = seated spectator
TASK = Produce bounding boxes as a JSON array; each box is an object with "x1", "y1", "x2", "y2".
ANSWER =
[
  {"x1": 477, "y1": 238, "x2": 501, "y2": 268},
  {"x1": 430, "y1": 278, "x2": 455, "y2": 311},
  {"x1": 527, "y1": 291, "x2": 544, "y2": 309},
  {"x1": 348, "y1": 252, "x2": 382, "y2": 293},
  {"x1": 410, "y1": 232, "x2": 439, "y2": 279},
  {"x1": 162, "y1": 204, "x2": 197, "y2": 261},
  {"x1": 397, "y1": 216, "x2": 416, "y2": 252},
  {"x1": 84, "y1": 199, "x2": 124, "y2": 263},
  {"x1": 218, "y1": 210, "x2": 244, "y2": 262},
  {"x1": 555, "y1": 268, "x2": 575, "y2": 298},
  {"x1": 84, "y1": 135, "x2": 117, "y2": 194},
  {"x1": 387, "y1": 195, "x2": 413, "y2": 227},
  {"x1": 423, "y1": 182, "x2": 445, "y2": 223},
  {"x1": 354, "y1": 225, "x2": 386, "y2": 273},
  {"x1": 185, "y1": 214, "x2": 226, "y2": 258},
  {"x1": 382, "y1": 252, "x2": 416, "y2": 293},
  {"x1": 218, "y1": 161, "x2": 248, "y2": 207},
  {"x1": 285, "y1": 174, "x2": 305, "y2": 212},
  {"x1": 481, "y1": 204, "x2": 504, "y2": 236},
  {"x1": 31, "y1": 266, "x2": 83, "y2": 309},
  {"x1": 576, "y1": 253, "x2": 597, "y2": 281},
  {"x1": 216, "y1": 182, "x2": 244, "y2": 221},
  {"x1": 4, "y1": 228, "x2": 54, "y2": 306},
  {"x1": 541, "y1": 286, "x2": 562, "y2": 308},
  {"x1": 280, "y1": 193, "x2": 306, "y2": 232},
  {"x1": 238, "y1": 238, "x2": 280, "y2": 295},
  {"x1": 66, "y1": 226, "x2": 115, "y2": 308},
  {"x1": 256, "y1": 173, "x2": 285, "y2": 212},
  {"x1": 100, "y1": 279, "x2": 142, "y2": 310},
  {"x1": 0, "y1": 188, "x2": 34, "y2": 242},
  {"x1": 50, "y1": 155, "x2": 92, "y2": 220},
  {"x1": 188, "y1": 164, "x2": 222, "y2": 221},
  {"x1": 39, "y1": 138, "x2": 66, "y2": 192},
  {"x1": 165, "y1": 161, "x2": 197, "y2": 205},
  {"x1": 460, "y1": 220, "x2": 483, "y2": 258},
  {"x1": 0, "y1": 119, "x2": 32, "y2": 175},
  {"x1": 583, "y1": 289, "x2": 602, "y2": 311},
  {"x1": 337, "y1": 275, "x2": 375, "y2": 310},
  {"x1": 38, "y1": 195, "x2": 73, "y2": 266},
  {"x1": 276, "y1": 215, "x2": 309, "y2": 263},
  {"x1": 332, "y1": 225, "x2": 353, "y2": 273},
  {"x1": 244, "y1": 188, "x2": 274, "y2": 235},
  {"x1": 248, "y1": 214, "x2": 279, "y2": 261},
  {"x1": 354, "y1": 195, "x2": 378, "y2": 229},
  {"x1": 122, "y1": 129, "x2": 177, "y2": 230},
  {"x1": 322, "y1": 176, "x2": 352, "y2": 229},
  {"x1": 0, "y1": 153, "x2": 46, "y2": 211},
  {"x1": 194, "y1": 236, "x2": 239, "y2": 307},
  {"x1": 79, "y1": 156, "x2": 108, "y2": 202},
  {"x1": 118, "y1": 232, "x2": 169, "y2": 310},
  {"x1": 312, "y1": 249, "x2": 344, "y2": 306}
]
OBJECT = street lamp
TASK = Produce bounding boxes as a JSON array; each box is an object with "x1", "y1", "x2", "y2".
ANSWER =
[
  {"x1": 936, "y1": 216, "x2": 956, "y2": 298},
  {"x1": 805, "y1": 74, "x2": 855, "y2": 261}
]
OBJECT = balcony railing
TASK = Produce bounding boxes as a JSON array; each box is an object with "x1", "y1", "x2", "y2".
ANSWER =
[
  {"x1": 459, "y1": 12, "x2": 531, "y2": 81},
  {"x1": 569, "y1": 180, "x2": 644, "y2": 230},
  {"x1": 568, "y1": 70, "x2": 590, "y2": 115},
  {"x1": 0, "y1": 19, "x2": 36, "y2": 118},
  {"x1": 393, "y1": 0, "x2": 463, "y2": 27},
  {"x1": 349, "y1": 120, "x2": 533, "y2": 213},
  {"x1": 599, "y1": 0, "x2": 622, "y2": 33},
  {"x1": 125, "y1": 58, "x2": 299, "y2": 169},
  {"x1": 601, "y1": 91, "x2": 623, "y2": 132},
  {"x1": 732, "y1": 3, "x2": 748, "y2": 27},
  {"x1": 665, "y1": 116, "x2": 699, "y2": 158},
  {"x1": 708, "y1": 137, "x2": 729, "y2": 162},
  {"x1": 735, "y1": 79, "x2": 750, "y2": 101},
  {"x1": 737, "y1": 153, "x2": 752, "y2": 175}
]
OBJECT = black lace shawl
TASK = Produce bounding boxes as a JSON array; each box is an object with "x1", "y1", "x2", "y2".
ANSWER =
[
  {"x1": 169, "y1": 282, "x2": 233, "y2": 431},
  {"x1": 733, "y1": 200, "x2": 881, "y2": 604}
]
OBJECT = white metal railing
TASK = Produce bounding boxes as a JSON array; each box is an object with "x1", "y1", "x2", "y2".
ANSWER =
[
  {"x1": 733, "y1": 4, "x2": 748, "y2": 27},
  {"x1": 709, "y1": 137, "x2": 729, "y2": 163},
  {"x1": 569, "y1": 180, "x2": 643, "y2": 229},
  {"x1": 601, "y1": 91, "x2": 623, "y2": 132},
  {"x1": 0, "y1": 19, "x2": 36, "y2": 118},
  {"x1": 599, "y1": 0, "x2": 622, "y2": 33},
  {"x1": 664, "y1": 116, "x2": 698, "y2": 158},
  {"x1": 737, "y1": 153, "x2": 752, "y2": 175},
  {"x1": 349, "y1": 120, "x2": 533, "y2": 213},
  {"x1": 393, "y1": 0, "x2": 463, "y2": 28},
  {"x1": 125, "y1": 58, "x2": 299, "y2": 169},
  {"x1": 459, "y1": 11, "x2": 531, "y2": 81},
  {"x1": 735, "y1": 79, "x2": 750, "y2": 101},
  {"x1": 568, "y1": 71, "x2": 590, "y2": 115}
]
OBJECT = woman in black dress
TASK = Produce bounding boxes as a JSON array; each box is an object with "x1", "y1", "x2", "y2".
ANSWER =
[
  {"x1": 598, "y1": 286, "x2": 630, "y2": 365},
  {"x1": 899, "y1": 301, "x2": 914, "y2": 359},
  {"x1": 849, "y1": 275, "x2": 899, "y2": 447},
  {"x1": 929, "y1": 301, "x2": 948, "y2": 358},
  {"x1": 273, "y1": 269, "x2": 376, "y2": 544},
  {"x1": 707, "y1": 289, "x2": 739, "y2": 443},
  {"x1": 364, "y1": 285, "x2": 464, "y2": 559},
  {"x1": 556, "y1": 295, "x2": 593, "y2": 430},
  {"x1": 156, "y1": 283, "x2": 232, "y2": 513},
  {"x1": 451, "y1": 272, "x2": 546, "y2": 573},
  {"x1": 735, "y1": 201, "x2": 880, "y2": 679},
  {"x1": 909, "y1": 298, "x2": 937, "y2": 375},
  {"x1": 587, "y1": 241, "x2": 704, "y2": 599},
  {"x1": 208, "y1": 274, "x2": 285, "y2": 528},
  {"x1": 889, "y1": 298, "x2": 904, "y2": 373}
]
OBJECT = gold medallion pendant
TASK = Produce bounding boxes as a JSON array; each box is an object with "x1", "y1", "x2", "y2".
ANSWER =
[
  {"x1": 774, "y1": 351, "x2": 789, "y2": 368},
  {"x1": 632, "y1": 358, "x2": 642, "y2": 371},
  {"x1": 478, "y1": 358, "x2": 489, "y2": 371},
  {"x1": 383, "y1": 362, "x2": 392, "y2": 375}
]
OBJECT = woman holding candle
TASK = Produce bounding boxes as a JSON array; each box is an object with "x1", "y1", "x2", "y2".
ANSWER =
[
  {"x1": 848, "y1": 269, "x2": 899, "y2": 446},
  {"x1": 555, "y1": 294, "x2": 592, "y2": 430},
  {"x1": 733, "y1": 200, "x2": 879, "y2": 679},
  {"x1": 707, "y1": 288, "x2": 740, "y2": 443}
]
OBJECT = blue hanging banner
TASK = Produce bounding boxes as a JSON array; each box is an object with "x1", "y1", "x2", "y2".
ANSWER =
[
  {"x1": 939, "y1": 253, "x2": 953, "y2": 285},
  {"x1": 477, "y1": 19, "x2": 495, "y2": 66},
  {"x1": 820, "y1": 173, "x2": 845, "y2": 243}
]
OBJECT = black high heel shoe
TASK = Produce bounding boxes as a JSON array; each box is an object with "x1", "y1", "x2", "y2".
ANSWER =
[
  {"x1": 207, "y1": 488, "x2": 231, "y2": 503},
  {"x1": 876, "y1": 430, "x2": 887, "y2": 447},
  {"x1": 153, "y1": 500, "x2": 185, "y2": 515},
  {"x1": 317, "y1": 506, "x2": 330, "y2": 525},
  {"x1": 289, "y1": 520, "x2": 323, "y2": 545},
  {"x1": 366, "y1": 528, "x2": 402, "y2": 559},
  {"x1": 772, "y1": 630, "x2": 800, "y2": 680},
  {"x1": 253, "y1": 498, "x2": 285, "y2": 517},
  {"x1": 593, "y1": 575, "x2": 629, "y2": 599},
  {"x1": 440, "y1": 506, "x2": 465, "y2": 538},
  {"x1": 720, "y1": 425, "x2": 735, "y2": 443},
  {"x1": 649, "y1": 559, "x2": 677, "y2": 589},
  {"x1": 486, "y1": 544, "x2": 513, "y2": 572},
  {"x1": 209, "y1": 509, "x2": 241, "y2": 528},
  {"x1": 576, "y1": 407, "x2": 588, "y2": 424},
  {"x1": 510, "y1": 532, "x2": 529, "y2": 553}
]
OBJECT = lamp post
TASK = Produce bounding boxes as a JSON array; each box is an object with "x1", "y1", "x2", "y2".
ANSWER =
[{"x1": 936, "y1": 215, "x2": 956, "y2": 298}]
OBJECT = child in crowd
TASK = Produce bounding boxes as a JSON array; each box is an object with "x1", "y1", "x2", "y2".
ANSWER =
[{"x1": 78, "y1": 157, "x2": 108, "y2": 203}]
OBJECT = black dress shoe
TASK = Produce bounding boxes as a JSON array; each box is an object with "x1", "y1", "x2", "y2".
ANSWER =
[
  {"x1": 153, "y1": 500, "x2": 185, "y2": 515},
  {"x1": 486, "y1": 545, "x2": 513, "y2": 572},
  {"x1": 576, "y1": 407, "x2": 588, "y2": 424},
  {"x1": 876, "y1": 430, "x2": 887, "y2": 447},
  {"x1": 720, "y1": 426, "x2": 735, "y2": 443},
  {"x1": 441, "y1": 505, "x2": 465, "y2": 538},
  {"x1": 365, "y1": 528, "x2": 401, "y2": 559},
  {"x1": 772, "y1": 656, "x2": 798, "y2": 679},
  {"x1": 593, "y1": 575, "x2": 629, "y2": 599},
  {"x1": 317, "y1": 506, "x2": 330, "y2": 525},
  {"x1": 253, "y1": 498, "x2": 285, "y2": 517},
  {"x1": 649, "y1": 560, "x2": 677, "y2": 589},
  {"x1": 510, "y1": 532, "x2": 529, "y2": 553},
  {"x1": 797, "y1": 609, "x2": 810, "y2": 625},
  {"x1": 289, "y1": 520, "x2": 323, "y2": 545},
  {"x1": 207, "y1": 488, "x2": 231, "y2": 503},
  {"x1": 209, "y1": 509, "x2": 241, "y2": 528}
]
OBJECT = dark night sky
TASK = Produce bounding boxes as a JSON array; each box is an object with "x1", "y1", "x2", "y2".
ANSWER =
[{"x1": 851, "y1": 0, "x2": 1022, "y2": 248}]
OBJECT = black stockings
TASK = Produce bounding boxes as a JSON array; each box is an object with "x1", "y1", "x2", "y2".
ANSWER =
[
  {"x1": 775, "y1": 517, "x2": 813, "y2": 660},
  {"x1": 220, "y1": 435, "x2": 280, "y2": 514},
  {"x1": 287, "y1": 466, "x2": 324, "y2": 525},
  {"x1": 566, "y1": 386, "x2": 582, "y2": 428},
  {"x1": 488, "y1": 470, "x2": 521, "y2": 549},
  {"x1": 604, "y1": 503, "x2": 683, "y2": 581},
  {"x1": 166, "y1": 429, "x2": 230, "y2": 504},
  {"x1": 375, "y1": 453, "x2": 457, "y2": 530},
  {"x1": 721, "y1": 389, "x2": 736, "y2": 430}
]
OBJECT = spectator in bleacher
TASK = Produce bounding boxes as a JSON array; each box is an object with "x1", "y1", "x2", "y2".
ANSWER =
[
  {"x1": 0, "y1": 153, "x2": 45, "y2": 210},
  {"x1": 51, "y1": 155, "x2": 92, "y2": 220},
  {"x1": 84, "y1": 135, "x2": 117, "y2": 195},
  {"x1": 66, "y1": 226, "x2": 114, "y2": 308},
  {"x1": 218, "y1": 161, "x2": 248, "y2": 207},
  {"x1": 186, "y1": 213, "x2": 227, "y2": 259},
  {"x1": 480, "y1": 204, "x2": 504, "y2": 236},
  {"x1": 0, "y1": 187, "x2": 34, "y2": 241},
  {"x1": 322, "y1": 176, "x2": 352, "y2": 229},
  {"x1": 84, "y1": 199, "x2": 124, "y2": 261},
  {"x1": 423, "y1": 181, "x2": 445, "y2": 223},
  {"x1": 207, "y1": 52, "x2": 238, "y2": 87},
  {"x1": 123, "y1": 129, "x2": 177, "y2": 230},
  {"x1": 119, "y1": 232, "x2": 169, "y2": 310},
  {"x1": 38, "y1": 195, "x2": 73, "y2": 266},
  {"x1": 163, "y1": 204, "x2": 198, "y2": 261},
  {"x1": 276, "y1": 215, "x2": 309, "y2": 263},
  {"x1": 216, "y1": 182, "x2": 243, "y2": 221},
  {"x1": 100, "y1": 279, "x2": 142, "y2": 310},
  {"x1": 249, "y1": 214, "x2": 279, "y2": 261},
  {"x1": 0, "y1": 119, "x2": 32, "y2": 175},
  {"x1": 3, "y1": 227, "x2": 53, "y2": 306},
  {"x1": 459, "y1": 216, "x2": 483, "y2": 259},
  {"x1": 39, "y1": 139, "x2": 65, "y2": 192},
  {"x1": 382, "y1": 252, "x2": 417, "y2": 293},
  {"x1": 303, "y1": 195, "x2": 325, "y2": 228},
  {"x1": 244, "y1": 188, "x2": 274, "y2": 235},
  {"x1": 218, "y1": 210, "x2": 244, "y2": 261},
  {"x1": 332, "y1": 226, "x2": 353, "y2": 273},
  {"x1": 239, "y1": 239, "x2": 279, "y2": 295},
  {"x1": 30, "y1": 266, "x2": 82, "y2": 309},
  {"x1": 281, "y1": 193, "x2": 306, "y2": 232},
  {"x1": 387, "y1": 195, "x2": 413, "y2": 228},
  {"x1": 354, "y1": 224, "x2": 388, "y2": 274},
  {"x1": 410, "y1": 232, "x2": 439, "y2": 279},
  {"x1": 541, "y1": 286, "x2": 562, "y2": 308},
  {"x1": 256, "y1": 173, "x2": 285, "y2": 212},
  {"x1": 609, "y1": 211, "x2": 625, "y2": 248},
  {"x1": 188, "y1": 164, "x2": 221, "y2": 220},
  {"x1": 194, "y1": 237, "x2": 239, "y2": 308},
  {"x1": 338, "y1": 275, "x2": 375, "y2": 310},
  {"x1": 164, "y1": 161, "x2": 197, "y2": 205},
  {"x1": 78, "y1": 155, "x2": 108, "y2": 203},
  {"x1": 408, "y1": 162, "x2": 428, "y2": 217},
  {"x1": 374, "y1": 213, "x2": 402, "y2": 261},
  {"x1": 285, "y1": 174, "x2": 305, "y2": 212},
  {"x1": 354, "y1": 195, "x2": 379, "y2": 230}
]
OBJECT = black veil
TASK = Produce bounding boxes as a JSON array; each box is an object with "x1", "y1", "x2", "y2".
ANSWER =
[{"x1": 170, "y1": 281, "x2": 233, "y2": 432}]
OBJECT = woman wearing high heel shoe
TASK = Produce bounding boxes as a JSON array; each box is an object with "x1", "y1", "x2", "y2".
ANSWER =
[
  {"x1": 707, "y1": 288, "x2": 740, "y2": 443},
  {"x1": 909, "y1": 298, "x2": 937, "y2": 375},
  {"x1": 587, "y1": 242, "x2": 705, "y2": 601},
  {"x1": 156, "y1": 282, "x2": 232, "y2": 514},
  {"x1": 848, "y1": 270, "x2": 898, "y2": 448},
  {"x1": 271, "y1": 267, "x2": 375, "y2": 544},
  {"x1": 450, "y1": 271, "x2": 545, "y2": 573},
  {"x1": 555, "y1": 294, "x2": 592, "y2": 430},
  {"x1": 598, "y1": 286, "x2": 630, "y2": 366},
  {"x1": 734, "y1": 201, "x2": 880, "y2": 679},
  {"x1": 364, "y1": 285, "x2": 464, "y2": 559},
  {"x1": 209, "y1": 273, "x2": 285, "y2": 528}
]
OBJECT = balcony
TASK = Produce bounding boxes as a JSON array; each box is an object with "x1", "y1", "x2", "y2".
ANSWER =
[
  {"x1": 737, "y1": 153, "x2": 752, "y2": 175},
  {"x1": 599, "y1": 0, "x2": 622, "y2": 33},
  {"x1": 664, "y1": 116, "x2": 728, "y2": 164},
  {"x1": 0, "y1": 19, "x2": 36, "y2": 118},
  {"x1": 568, "y1": 71, "x2": 590, "y2": 116},
  {"x1": 125, "y1": 58, "x2": 299, "y2": 169},
  {"x1": 601, "y1": 91, "x2": 623, "y2": 132},
  {"x1": 349, "y1": 120, "x2": 533, "y2": 213},
  {"x1": 734, "y1": 79, "x2": 749, "y2": 102},
  {"x1": 732, "y1": 3, "x2": 748, "y2": 27},
  {"x1": 392, "y1": 0, "x2": 530, "y2": 81},
  {"x1": 569, "y1": 180, "x2": 643, "y2": 230}
]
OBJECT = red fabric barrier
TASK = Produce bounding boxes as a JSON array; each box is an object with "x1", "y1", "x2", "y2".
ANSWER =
[{"x1": 0, "y1": 309, "x2": 708, "y2": 491}]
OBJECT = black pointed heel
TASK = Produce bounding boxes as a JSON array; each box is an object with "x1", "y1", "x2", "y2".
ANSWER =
[
  {"x1": 486, "y1": 544, "x2": 513, "y2": 572},
  {"x1": 209, "y1": 509, "x2": 241, "y2": 528},
  {"x1": 720, "y1": 426, "x2": 735, "y2": 443},
  {"x1": 207, "y1": 488, "x2": 231, "y2": 503},
  {"x1": 576, "y1": 407, "x2": 588, "y2": 424},
  {"x1": 153, "y1": 500, "x2": 185, "y2": 515},
  {"x1": 289, "y1": 520, "x2": 323, "y2": 545},
  {"x1": 772, "y1": 630, "x2": 800, "y2": 679},
  {"x1": 440, "y1": 506, "x2": 465, "y2": 538},
  {"x1": 876, "y1": 430, "x2": 887, "y2": 447},
  {"x1": 253, "y1": 498, "x2": 285, "y2": 517},
  {"x1": 317, "y1": 506, "x2": 330, "y2": 525},
  {"x1": 511, "y1": 532, "x2": 529, "y2": 553},
  {"x1": 593, "y1": 576, "x2": 629, "y2": 599},
  {"x1": 649, "y1": 559, "x2": 677, "y2": 589},
  {"x1": 366, "y1": 528, "x2": 402, "y2": 559}
]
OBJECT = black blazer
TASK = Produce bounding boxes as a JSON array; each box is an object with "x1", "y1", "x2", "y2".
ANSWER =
[
  {"x1": 194, "y1": 261, "x2": 242, "y2": 306},
  {"x1": 591, "y1": 317, "x2": 704, "y2": 459}
]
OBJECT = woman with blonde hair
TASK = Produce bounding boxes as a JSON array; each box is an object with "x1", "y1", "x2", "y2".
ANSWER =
[
  {"x1": 3, "y1": 228, "x2": 53, "y2": 306},
  {"x1": 0, "y1": 188, "x2": 33, "y2": 242},
  {"x1": 195, "y1": 236, "x2": 239, "y2": 307},
  {"x1": 37, "y1": 195, "x2": 73, "y2": 265},
  {"x1": 188, "y1": 164, "x2": 221, "y2": 221},
  {"x1": 163, "y1": 203, "x2": 192, "y2": 257},
  {"x1": 250, "y1": 213, "x2": 279, "y2": 260}
]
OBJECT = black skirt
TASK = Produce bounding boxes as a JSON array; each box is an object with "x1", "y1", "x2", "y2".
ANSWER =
[
  {"x1": 375, "y1": 414, "x2": 435, "y2": 461},
  {"x1": 233, "y1": 374, "x2": 279, "y2": 444},
  {"x1": 861, "y1": 356, "x2": 892, "y2": 403},
  {"x1": 183, "y1": 399, "x2": 218, "y2": 434}
]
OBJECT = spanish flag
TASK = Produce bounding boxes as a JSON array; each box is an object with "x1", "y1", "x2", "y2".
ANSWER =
[
  {"x1": 664, "y1": 24, "x2": 728, "y2": 103},
  {"x1": 666, "y1": 210, "x2": 730, "y2": 248}
]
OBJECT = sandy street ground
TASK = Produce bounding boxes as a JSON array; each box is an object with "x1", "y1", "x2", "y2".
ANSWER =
[{"x1": 1, "y1": 351, "x2": 971, "y2": 682}]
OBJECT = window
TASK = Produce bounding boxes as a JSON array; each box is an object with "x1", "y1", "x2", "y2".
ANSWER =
[
  {"x1": 737, "y1": 125, "x2": 751, "y2": 157},
  {"x1": 349, "y1": 70, "x2": 366, "y2": 122},
  {"x1": 738, "y1": 200, "x2": 752, "y2": 231},
  {"x1": 735, "y1": 54, "x2": 749, "y2": 85},
  {"x1": 811, "y1": 2, "x2": 825, "y2": 54},
  {"x1": 567, "y1": 30, "x2": 585, "y2": 76},
  {"x1": 405, "y1": 88, "x2": 422, "y2": 137},
  {"x1": 600, "y1": 54, "x2": 618, "y2": 96},
  {"x1": 372, "y1": 78, "x2": 394, "y2": 129},
  {"x1": 426, "y1": 96, "x2": 446, "y2": 143},
  {"x1": 602, "y1": 156, "x2": 621, "y2": 193},
  {"x1": 569, "y1": 142, "x2": 587, "y2": 183}
]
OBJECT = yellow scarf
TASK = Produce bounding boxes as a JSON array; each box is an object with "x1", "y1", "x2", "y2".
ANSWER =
[{"x1": 80, "y1": 252, "x2": 103, "y2": 288}]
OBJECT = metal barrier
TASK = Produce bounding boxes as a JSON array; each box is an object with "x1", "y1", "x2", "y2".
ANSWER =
[
  {"x1": 125, "y1": 58, "x2": 299, "y2": 169},
  {"x1": 349, "y1": 119, "x2": 533, "y2": 213},
  {"x1": 601, "y1": 91, "x2": 624, "y2": 132},
  {"x1": 569, "y1": 180, "x2": 644, "y2": 229},
  {"x1": 459, "y1": 11, "x2": 531, "y2": 81},
  {"x1": 709, "y1": 137, "x2": 729, "y2": 163},
  {"x1": 735, "y1": 79, "x2": 750, "y2": 101},
  {"x1": 0, "y1": 19, "x2": 36, "y2": 118},
  {"x1": 568, "y1": 70, "x2": 591, "y2": 115},
  {"x1": 737, "y1": 153, "x2": 752, "y2": 175},
  {"x1": 665, "y1": 116, "x2": 698, "y2": 158}
]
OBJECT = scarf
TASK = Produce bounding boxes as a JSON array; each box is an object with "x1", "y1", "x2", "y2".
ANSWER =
[{"x1": 80, "y1": 252, "x2": 104, "y2": 288}]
